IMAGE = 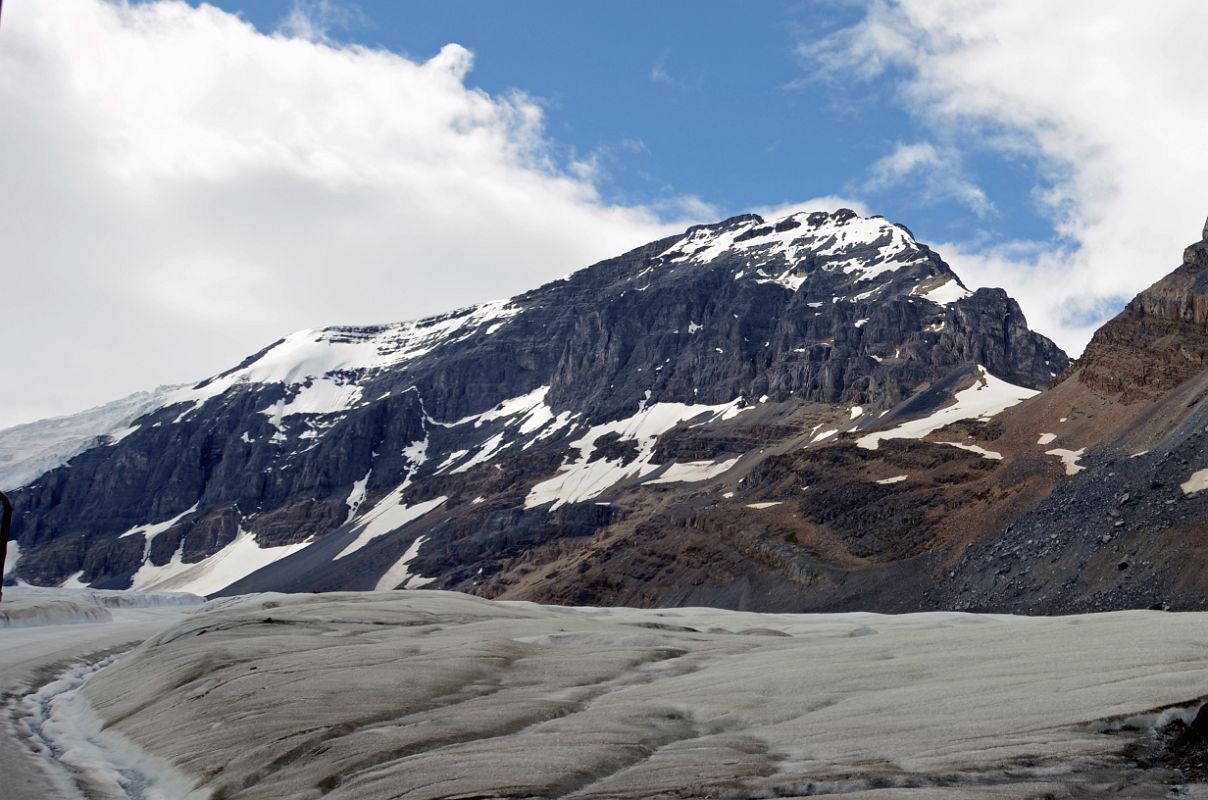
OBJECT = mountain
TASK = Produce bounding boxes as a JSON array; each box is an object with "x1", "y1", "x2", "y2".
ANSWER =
[
  {"x1": 2, "y1": 209, "x2": 1076, "y2": 608},
  {"x1": 936, "y1": 225, "x2": 1208, "y2": 612}
]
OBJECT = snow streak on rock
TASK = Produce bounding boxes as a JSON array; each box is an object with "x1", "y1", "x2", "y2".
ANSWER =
[
  {"x1": 644, "y1": 457, "x2": 741, "y2": 485},
  {"x1": 525, "y1": 399, "x2": 749, "y2": 509},
  {"x1": 117, "y1": 505, "x2": 199, "y2": 541},
  {"x1": 338, "y1": 495, "x2": 448, "y2": 560},
  {"x1": 129, "y1": 528, "x2": 312, "y2": 596},
  {"x1": 857, "y1": 366, "x2": 1037, "y2": 450},
  {"x1": 374, "y1": 535, "x2": 435, "y2": 591}
]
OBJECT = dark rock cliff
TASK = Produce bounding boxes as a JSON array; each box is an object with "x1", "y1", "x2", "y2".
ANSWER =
[{"x1": 1077, "y1": 235, "x2": 1208, "y2": 401}]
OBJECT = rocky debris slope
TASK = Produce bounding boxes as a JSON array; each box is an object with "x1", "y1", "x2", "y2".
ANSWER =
[
  {"x1": 60, "y1": 591, "x2": 1208, "y2": 799},
  {"x1": 934, "y1": 222, "x2": 1208, "y2": 613},
  {"x1": 1, "y1": 209, "x2": 1070, "y2": 607}
]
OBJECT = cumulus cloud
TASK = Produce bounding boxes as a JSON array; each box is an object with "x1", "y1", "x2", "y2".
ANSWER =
[
  {"x1": 0, "y1": 0, "x2": 684, "y2": 428},
  {"x1": 806, "y1": 0, "x2": 1208, "y2": 355}
]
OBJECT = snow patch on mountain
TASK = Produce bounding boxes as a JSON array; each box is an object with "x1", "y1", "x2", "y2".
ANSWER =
[
  {"x1": 436, "y1": 386, "x2": 579, "y2": 467},
  {"x1": 261, "y1": 378, "x2": 364, "y2": 429},
  {"x1": 811, "y1": 428, "x2": 839, "y2": 443},
  {"x1": 916, "y1": 276, "x2": 972, "y2": 305},
  {"x1": 129, "y1": 528, "x2": 312, "y2": 596},
  {"x1": 374, "y1": 534, "x2": 435, "y2": 591},
  {"x1": 337, "y1": 493, "x2": 448, "y2": 559},
  {"x1": 402, "y1": 434, "x2": 429, "y2": 468},
  {"x1": 344, "y1": 471, "x2": 370, "y2": 523},
  {"x1": 525, "y1": 399, "x2": 750, "y2": 510},
  {"x1": 1048, "y1": 448, "x2": 1087, "y2": 476},
  {"x1": 1181, "y1": 469, "x2": 1208, "y2": 495},
  {"x1": 167, "y1": 300, "x2": 522, "y2": 421},
  {"x1": 937, "y1": 441, "x2": 1003, "y2": 460},
  {"x1": 645, "y1": 457, "x2": 741, "y2": 485},
  {"x1": 449, "y1": 432, "x2": 509, "y2": 474},
  {"x1": 117, "y1": 504, "x2": 199, "y2": 542},
  {"x1": 434, "y1": 449, "x2": 469, "y2": 472},
  {"x1": 857, "y1": 367, "x2": 1037, "y2": 450},
  {"x1": 456, "y1": 386, "x2": 580, "y2": 443},
  {"x1": 450, "y1": 386, "x2": 552, "y2": 428}
]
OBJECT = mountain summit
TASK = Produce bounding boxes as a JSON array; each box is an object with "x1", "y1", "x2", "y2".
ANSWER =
[{"x1": 5, "y1": 209, "x2": 1071, "y2": 607}]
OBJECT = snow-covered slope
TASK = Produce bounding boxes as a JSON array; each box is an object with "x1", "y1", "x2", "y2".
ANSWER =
[
  {"x1": 0, "y1": 387, "x2": 182, "y2": 490},
  {"x1": 857, "y1": 365, "x2": 1039, "y2": 453},
  {"x1": 0, "y1": 303, "x2": 525, "y2": 493}
]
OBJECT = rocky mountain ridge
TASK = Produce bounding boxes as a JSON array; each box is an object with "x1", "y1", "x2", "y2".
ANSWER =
[{"x1": 6, "y1": 207, "x2": 1161, "y2": 612}]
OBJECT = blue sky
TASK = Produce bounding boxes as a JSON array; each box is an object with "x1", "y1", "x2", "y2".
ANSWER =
[
  {"x1": 3, "y1": 0, "x2": 1207, "y2": 428},
  {"x1": 195, "y1": 0, "x2": 1053, "y2": 248}
]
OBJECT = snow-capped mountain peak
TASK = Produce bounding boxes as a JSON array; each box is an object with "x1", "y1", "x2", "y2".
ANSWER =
[
  {"x1": 3, "y1": 208, "x2": 1067, "y2": 602},
  {"x1": 652, "y1": 209, "x2": 969, "y2": 301}
]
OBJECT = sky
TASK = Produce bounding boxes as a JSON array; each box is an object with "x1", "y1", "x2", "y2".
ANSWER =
[{"x1": 1, "y1": 0, "x2": 1207, "y2": 429}]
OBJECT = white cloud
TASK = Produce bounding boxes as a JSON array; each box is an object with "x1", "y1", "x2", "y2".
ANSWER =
[
  {"x1": 0, "y1": 0, "x2": 687, "y2": 429},
  {"x1": 650, "y1": 52, "x2": 674, "y2": 85},
  {"x1": 807, "y1": 0, "x2": 1208, "y2": 356},
  {"x1": 864, "y1": 142, "x2": 993, "y2": 217},
  {"x1": 648, "y1": 50, "x2": 702, "y2": 92},
  {"x1": 277, "y1": 0, "x2": 369, "y2": 43}
]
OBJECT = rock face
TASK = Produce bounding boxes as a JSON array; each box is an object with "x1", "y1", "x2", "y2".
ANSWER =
[
  {"x1": 2, "y1": 209, "x2": 1077, "y2": 608},
  {"x1": 1077, "y1": 239, "x2": 1208, "y2": 401}
]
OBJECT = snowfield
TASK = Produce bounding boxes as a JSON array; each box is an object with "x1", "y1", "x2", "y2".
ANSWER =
[
  {"x1": 2, "y1": 591, "x2": 1204, "y2": 799},
  {"x1": 857, "y1": 366, "x2": 1037, "y2": 452}
]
